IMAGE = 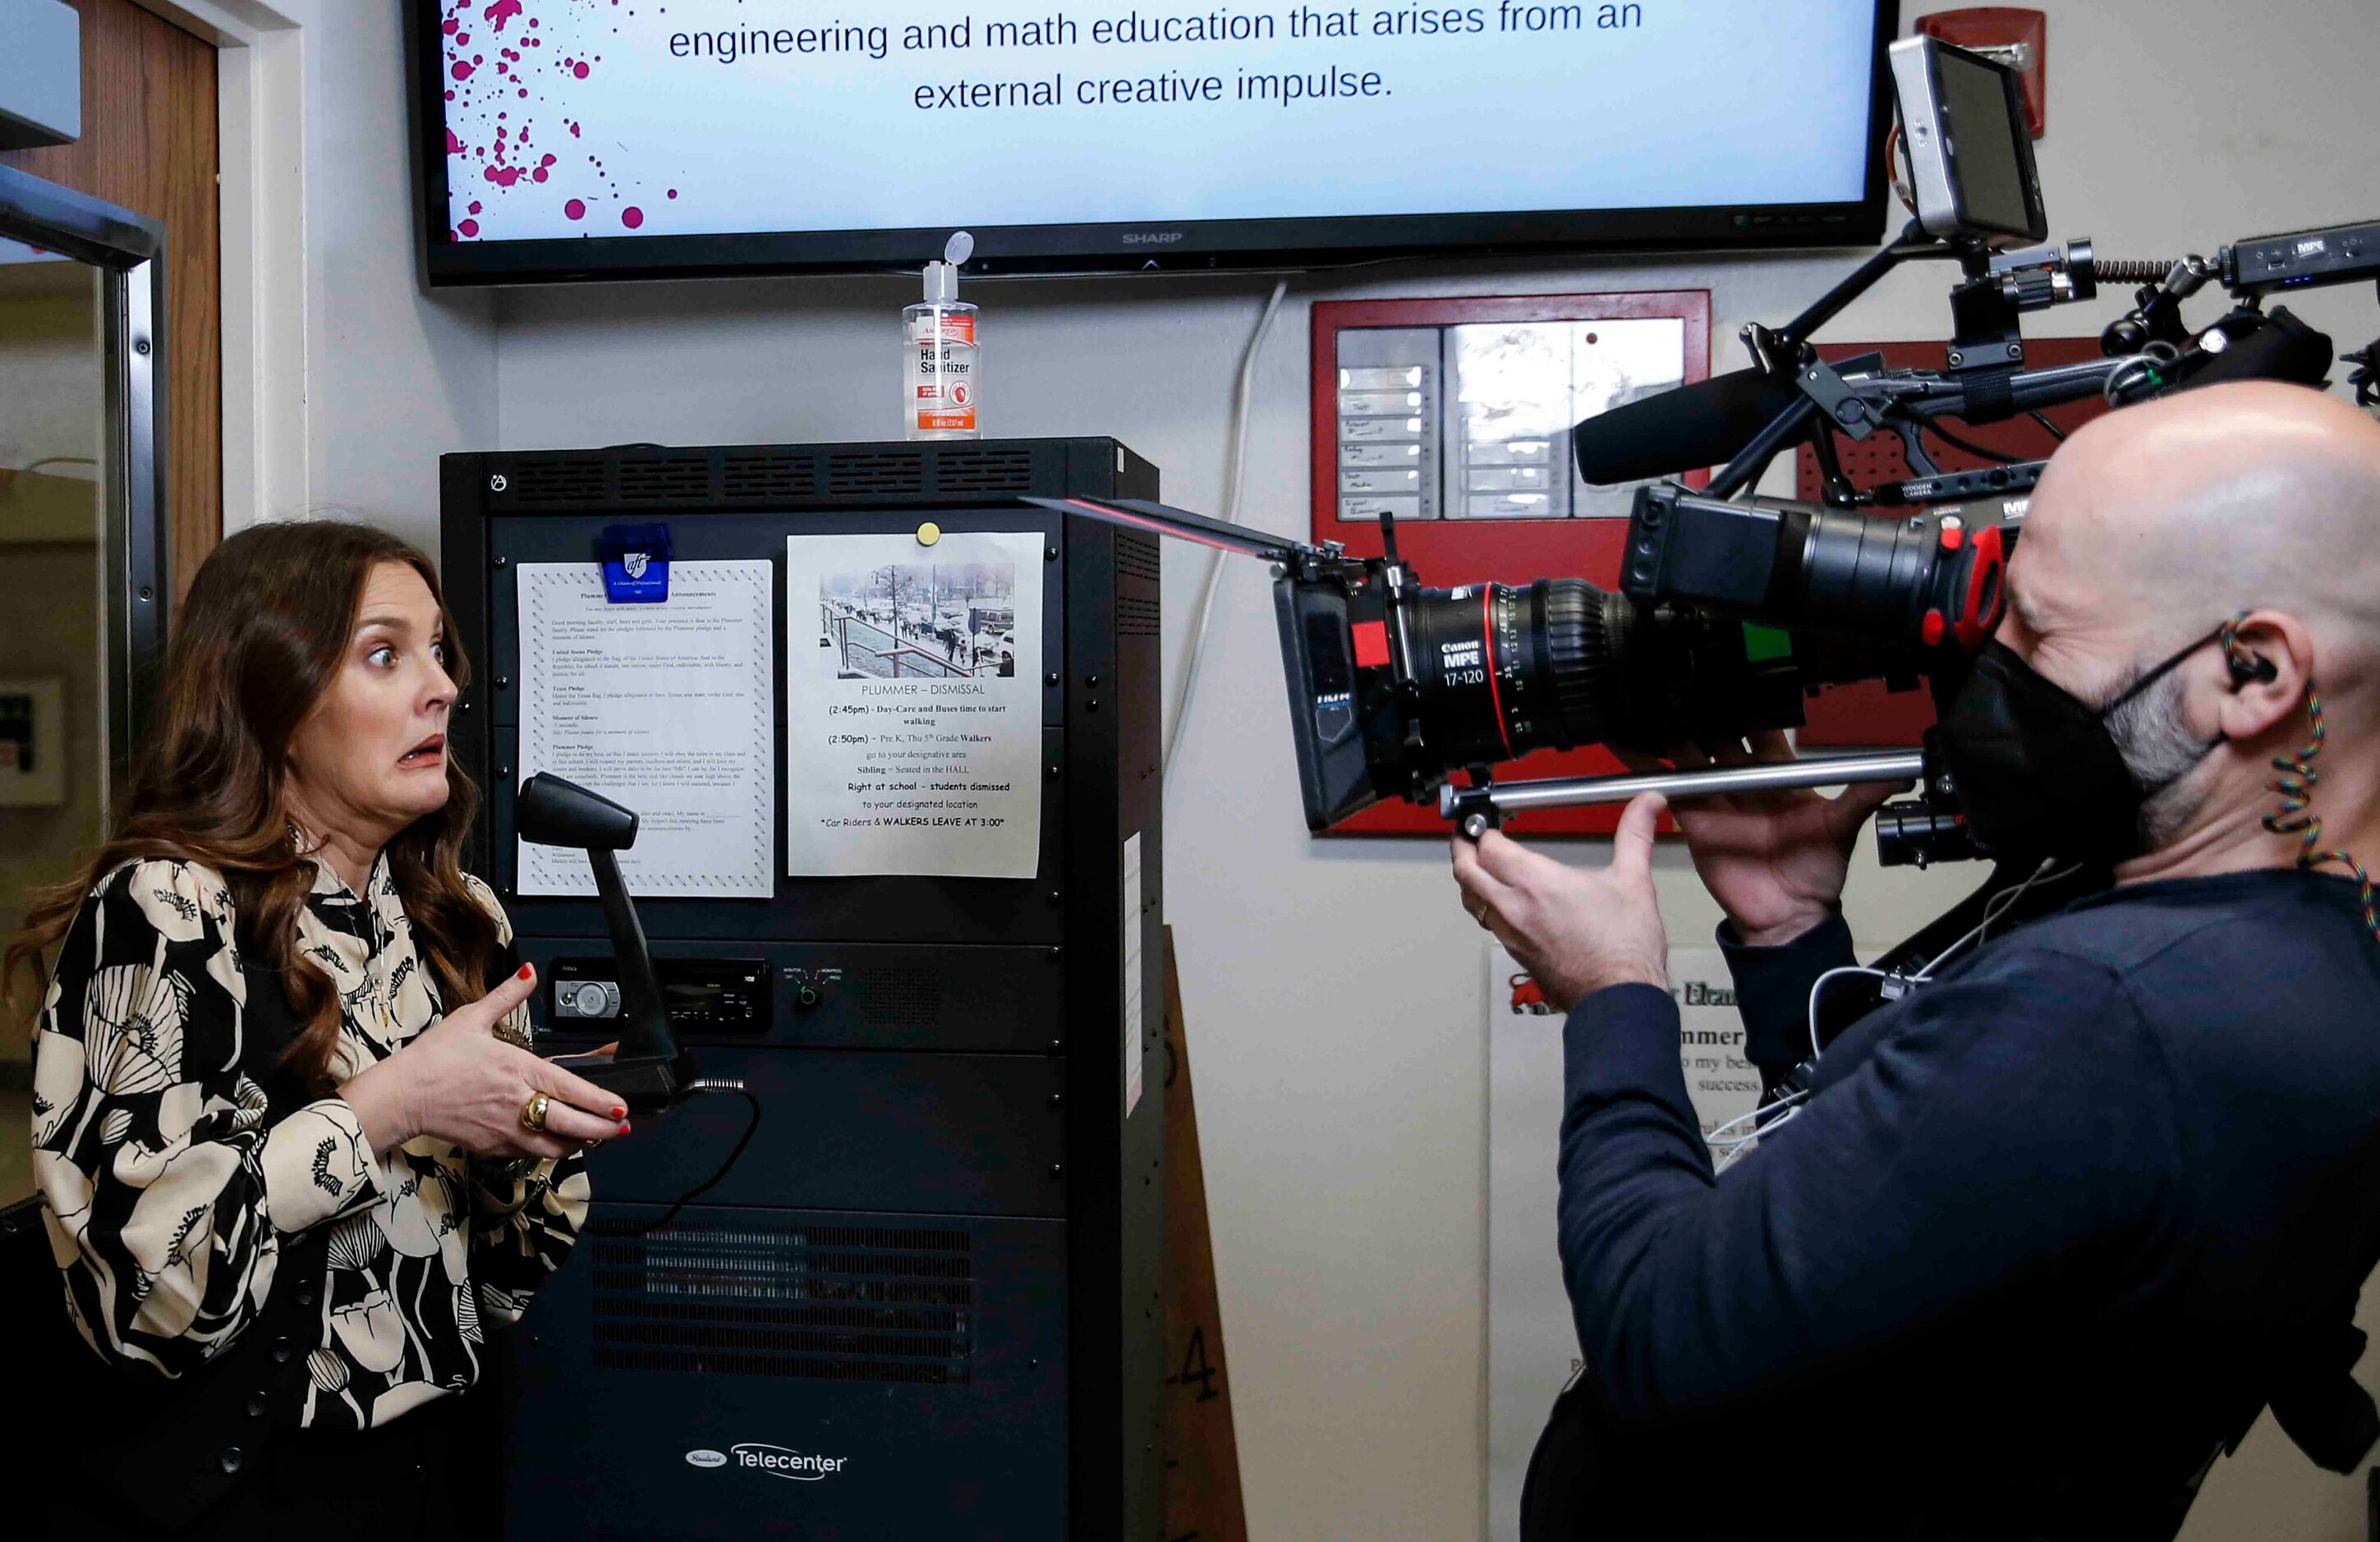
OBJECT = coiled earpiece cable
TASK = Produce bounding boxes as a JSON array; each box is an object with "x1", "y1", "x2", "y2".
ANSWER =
[{"x1": 2220, "y1": 614, "x2": 2380, "y2": 943}]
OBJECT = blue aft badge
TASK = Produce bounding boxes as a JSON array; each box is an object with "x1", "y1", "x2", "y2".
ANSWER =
[{"x1": 600, "y1": 522, "x2": 673, "y2": 603}]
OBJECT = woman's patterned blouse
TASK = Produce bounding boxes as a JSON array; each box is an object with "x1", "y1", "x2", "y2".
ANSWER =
[{"x1": 28, "y1": 855, "x2": 588, "y2": 1430}]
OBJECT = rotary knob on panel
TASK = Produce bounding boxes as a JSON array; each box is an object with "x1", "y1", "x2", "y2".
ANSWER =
[{"x1": 555, "y1": 980, "x2": 622, "y2": 1020}]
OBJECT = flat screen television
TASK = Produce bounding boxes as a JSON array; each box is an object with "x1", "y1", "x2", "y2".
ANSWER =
[{"x1": 411, "y1": 0, "x2": 1899, "y2": 285}]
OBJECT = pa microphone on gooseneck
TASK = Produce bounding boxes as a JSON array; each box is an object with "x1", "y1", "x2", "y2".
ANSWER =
[{"x1": 1571, "y1": 366, "x2": 1808, "y2": 486}]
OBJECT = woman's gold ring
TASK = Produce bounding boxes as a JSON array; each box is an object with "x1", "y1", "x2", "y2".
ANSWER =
[{"x1": 519, "y1": 1091, "x2": 551, "y2": 1133}]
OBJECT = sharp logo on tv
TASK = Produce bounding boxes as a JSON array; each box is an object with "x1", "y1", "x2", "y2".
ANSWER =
[
  {"x1": 685, "y1": 1443, "x2": 850, "y2": 1482},
  {"x1": 1122, "y1": 232, "x2": 1186, "y2": 246}
]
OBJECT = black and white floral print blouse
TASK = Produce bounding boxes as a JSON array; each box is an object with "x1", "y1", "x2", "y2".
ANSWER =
[{"x1": 29, "y1": 855, "x2": 587, "y2": 1430}]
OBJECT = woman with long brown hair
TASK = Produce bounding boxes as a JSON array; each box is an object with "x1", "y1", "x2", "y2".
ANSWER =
[{"x1": 9, "y1": 521, "x2": 623, "y2": 1541}]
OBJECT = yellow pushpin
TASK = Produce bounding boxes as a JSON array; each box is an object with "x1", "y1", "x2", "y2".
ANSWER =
[{"x1": 917, "y1": 521, "x2": 942, "y2": 548}]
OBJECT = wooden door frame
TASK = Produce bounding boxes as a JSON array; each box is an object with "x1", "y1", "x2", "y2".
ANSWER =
[{"x1": 136, "y1": 0, "x2": 306, "y2": 539}]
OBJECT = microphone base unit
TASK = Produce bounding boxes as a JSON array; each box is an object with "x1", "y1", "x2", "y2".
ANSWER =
[{"x1": 549, "y1": 1049, "x2": 695, "y2": 1115}]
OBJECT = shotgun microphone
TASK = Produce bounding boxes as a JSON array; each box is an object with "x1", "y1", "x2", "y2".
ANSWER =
[{"x1": 1572, "y1": 367, "x2": 1807, "y2": 485}]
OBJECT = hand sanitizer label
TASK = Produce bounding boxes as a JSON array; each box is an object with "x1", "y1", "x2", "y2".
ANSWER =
[{"x1": 907, "y1": 311, "x2": 980, "y2": 435}]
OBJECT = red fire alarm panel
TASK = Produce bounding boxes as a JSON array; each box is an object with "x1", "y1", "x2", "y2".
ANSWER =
[{"x1": 1918, "y1": 8, "x2": 2048, "y2": 136}]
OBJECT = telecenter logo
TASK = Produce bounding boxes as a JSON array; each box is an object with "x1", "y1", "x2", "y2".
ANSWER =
[{"x1": 729, "y1": 1443, "x2": 849, "y2": 1482}]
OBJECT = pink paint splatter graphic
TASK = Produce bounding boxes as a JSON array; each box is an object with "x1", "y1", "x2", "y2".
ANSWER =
[{"x1": 437, "y1": 0, "x2": 680, "y2": 246}]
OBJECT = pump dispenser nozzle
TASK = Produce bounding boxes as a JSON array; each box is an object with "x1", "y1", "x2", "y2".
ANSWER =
[{"x1": 905, "y1": 231, "x2": 982, "y2": 441}]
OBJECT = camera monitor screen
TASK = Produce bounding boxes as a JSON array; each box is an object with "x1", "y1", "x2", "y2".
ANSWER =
[
  {"x1": 415, "y1": 0, "x2": 1899, "y2": 284},
  {"x1": 1890, "y1": 36, "x2": 2045, "y2": 246},
  {"x1": 1934, "y1": 48, "x2": 2033, "y2": 236}
]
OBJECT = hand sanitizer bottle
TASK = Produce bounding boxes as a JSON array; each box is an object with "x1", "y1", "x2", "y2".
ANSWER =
[{"x1": 905, "y1": 232, "x2": 981, "y2": 441}]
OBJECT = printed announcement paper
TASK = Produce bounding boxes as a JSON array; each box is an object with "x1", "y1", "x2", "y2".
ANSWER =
[
  {"x1": 783, "y1": 531, "x2": 1045, "y2": 879},
  {"x1": 514, "y1": 560, "x2": 776, "y2": 897}
]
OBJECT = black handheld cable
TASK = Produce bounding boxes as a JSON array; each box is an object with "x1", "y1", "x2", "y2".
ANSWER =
[{"x1": 600, "y1": 1081, "x2": 764, "y2": 1240}]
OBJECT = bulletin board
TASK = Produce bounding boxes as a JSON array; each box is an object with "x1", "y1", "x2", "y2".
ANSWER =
[{"x1": 1309, "y1": 291, "x2": 1711, "y2": 838}]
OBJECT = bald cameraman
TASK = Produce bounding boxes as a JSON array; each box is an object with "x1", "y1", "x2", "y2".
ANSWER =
[{"x1": 1454, "y1": 383, "x2": 2380, "y2": 1540}]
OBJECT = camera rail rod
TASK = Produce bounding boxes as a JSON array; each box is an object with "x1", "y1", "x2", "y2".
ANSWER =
[{"x1": 1442, "y1": 751, "x2": 1928, "y2": 838}]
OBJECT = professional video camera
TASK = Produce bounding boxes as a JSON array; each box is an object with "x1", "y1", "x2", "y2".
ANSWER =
[{"x1": 1043, "y1": 39, "x2": 2380, "y2": 868}]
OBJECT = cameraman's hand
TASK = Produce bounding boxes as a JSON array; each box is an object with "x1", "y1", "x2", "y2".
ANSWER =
[
  {"x1": 1451, "y1": 792, "x2": 1670, "y2": 1014},
  {"x1": 1618, "y1": 732, "x2": 1905, "y2": 948},
  {"x1": 340, "y1": 966, "x2": 628, "y2": 1161}
]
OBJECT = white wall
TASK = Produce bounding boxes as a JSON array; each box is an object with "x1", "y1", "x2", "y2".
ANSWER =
[
  {"x1": 283, "y1": 0, "x2": 497, "y2": 530},
  {"x1": 277, "y1": 1, "x2": 2380, "y2": 1535}
]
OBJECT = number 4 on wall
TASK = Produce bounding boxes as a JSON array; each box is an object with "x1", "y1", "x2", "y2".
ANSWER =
[{"x1": 1170, "y1": 1324, "x2": 1222, "y2": 1404}]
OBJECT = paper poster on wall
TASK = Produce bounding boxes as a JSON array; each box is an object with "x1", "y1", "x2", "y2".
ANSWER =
[
  {"x1": 783, "y1": 530, "x2": 1045, "y2": 879},
  {"x1": 1484, "y1": 943, "x2": 1780, "y2": 1541},
  {"x1": 514, "y1": 560, "x2": 776, "y2": 897}
]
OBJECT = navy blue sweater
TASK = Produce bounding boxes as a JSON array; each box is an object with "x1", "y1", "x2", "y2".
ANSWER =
[{"x1": 1555, "y1": 869, "x2": 2380, "y2": 1538}]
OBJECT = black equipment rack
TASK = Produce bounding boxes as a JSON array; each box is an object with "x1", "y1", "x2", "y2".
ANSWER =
[{"x1": 441, "y1": 436, "x2": 1166, "y2": 1540}]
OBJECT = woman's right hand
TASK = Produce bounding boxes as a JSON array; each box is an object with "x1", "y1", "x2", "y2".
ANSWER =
[
  {"x1": 341, "y1": 965, "x2": 627, "y2": 1160},
  {"x1": 1617, "y1": 732, "x2": 1909, "y2": 948}
]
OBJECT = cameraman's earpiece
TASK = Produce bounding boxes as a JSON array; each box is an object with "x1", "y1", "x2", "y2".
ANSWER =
[{"x1": 2226, "y1": 649, "x2": 2280, "y2": 688}]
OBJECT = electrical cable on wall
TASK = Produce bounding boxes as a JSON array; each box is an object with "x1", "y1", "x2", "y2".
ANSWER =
[{"x1": 1164, "y1": 278, "x2": 1290, "y2": 787}]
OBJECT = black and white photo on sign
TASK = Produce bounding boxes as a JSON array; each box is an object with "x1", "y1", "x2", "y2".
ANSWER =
[{"x1": 817, "y1": 558, "x2": 1018, "y2": 680}]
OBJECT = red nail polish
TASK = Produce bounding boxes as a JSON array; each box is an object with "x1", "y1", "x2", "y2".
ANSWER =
[
  {"x1": 517, "y1": 963, "x2": 534, "y2": 980},
  {"x1": 618, "y1": 1121, "x2": 632, "y2": 1136},
  {"x1": 611, "y1": 1106, "x2": 625, "y2": 1120}
]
